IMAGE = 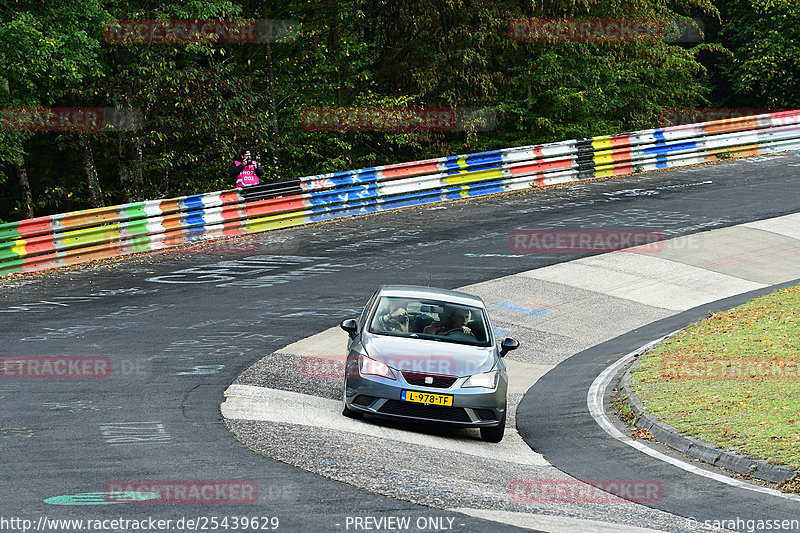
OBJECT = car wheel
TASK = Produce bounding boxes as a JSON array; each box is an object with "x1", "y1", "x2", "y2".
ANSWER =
[
  {"x1": 342, "y1": 386, "x2": 363, "y2": 419},
  {"x1": 480, "y1": 412, "x2": 506, "y2": 443}
]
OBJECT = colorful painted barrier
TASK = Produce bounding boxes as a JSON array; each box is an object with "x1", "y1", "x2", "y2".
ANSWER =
[{"x1": 2, "y1": 110, "x2": 799, "y2": 277}]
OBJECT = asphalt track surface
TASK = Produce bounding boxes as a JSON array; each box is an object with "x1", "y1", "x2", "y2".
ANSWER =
[
  {"x1": 1, "y1": 152, "x2": 800, "y2": 532},
  {"x1": 518, "y1": 283, "x2": 800, "y2": 530}
]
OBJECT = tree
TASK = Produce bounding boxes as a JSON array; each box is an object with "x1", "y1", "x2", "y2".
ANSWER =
[
  {"x1": 93, "y1": 0, "x2": 274, "y2": 199},
  {"x1": 5, "y1": 0, "x2": 793, "y2": 223},
  {"x1": 715, "y1": 0, "x2": 800, "y2": 108},
  {"x1": 0, "y1": 0, "x2": 108, "y2": 217}
]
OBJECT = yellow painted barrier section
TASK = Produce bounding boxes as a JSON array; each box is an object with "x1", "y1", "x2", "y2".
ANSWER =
[
  {"x1": 11, "y1": 239, "x2": 26, "y2": 257},
  {"x1": 245, "y1": 212, "x2": 310, "y2": 233},
  {"x1": 58, "y1": 224, "x2": 121, "y2": 249},
  {"x1": 443, "y1": 168, "x2": 503, "y2": 186},
  {"x1": 594, "y1": 168, "x2": 616, "y2": 178},
  {"x1": 592, "y1": 138, "x2": 613, "y2": 151},
  {"x1": 593, "y1": 151, "x2": 617, "y2": 167}
]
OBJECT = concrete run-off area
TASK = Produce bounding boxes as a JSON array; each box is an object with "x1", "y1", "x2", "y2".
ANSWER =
[{"x1": 223, "y1": 212, "x2": 800, "y2": 533}]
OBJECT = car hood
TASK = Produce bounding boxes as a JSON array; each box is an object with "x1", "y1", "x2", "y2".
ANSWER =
[{"x1": 362, "y1": 333, "x2": 496, "y2": 376}]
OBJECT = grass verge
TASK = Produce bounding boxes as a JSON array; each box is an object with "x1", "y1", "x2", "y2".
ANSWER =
[{"x1": 631, "y1": 283, "x2": 800, "y2": 481}]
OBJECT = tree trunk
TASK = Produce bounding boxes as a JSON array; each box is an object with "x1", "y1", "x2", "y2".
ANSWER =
[
  {"x1": 117, "y1": 131, "x2": 144, "y2": 203},
  {"x1": 118, "y1": 132, "x2": 133, "y2": 203},
  {"x1": 262, "y1": 2, "x2": 282, "y2": 180},
  {"x1": 131, "y1": 136, "x2": 143, "y2": 200},
  {"x1": 1, "y1": 58, "x2": 34, "y2": 219},
  {"x1": 163, "y1": 167, "x2": 170, "y2": 198},
  {"x1": 14, "y1": 149, "x2": 34, "y2": 219},
  {"x1": 264, "y1": 39, "x2": 282, "y2": 180},
  {"x1": 78, "y1": 132, "x2": 104, "y2": 208}
]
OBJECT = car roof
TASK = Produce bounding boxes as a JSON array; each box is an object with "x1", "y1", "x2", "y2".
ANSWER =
[{"x1": 376, "y1": 285, "x2": 486, "y2": 308}]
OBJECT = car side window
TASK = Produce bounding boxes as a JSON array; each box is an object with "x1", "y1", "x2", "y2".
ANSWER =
[
  {"x1": 359, "y1": 289, "x2": 380, "y2": 330},
  {"x1": 370, "y1": 298, "x2": 408, "y2": 333}
]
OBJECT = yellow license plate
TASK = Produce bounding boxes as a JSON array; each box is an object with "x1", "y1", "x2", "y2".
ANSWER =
[{"x1": 402, "y1": 390, "x2": 453, "y2": 406}]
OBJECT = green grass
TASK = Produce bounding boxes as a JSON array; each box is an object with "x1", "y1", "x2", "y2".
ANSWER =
[{"x1": 632, "y1": 284, "x2": 800, "y2": 475}]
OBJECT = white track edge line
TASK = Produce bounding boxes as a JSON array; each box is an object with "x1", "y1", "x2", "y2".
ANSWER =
[{"x1": 587, "y1": 334, "x2": 800, "y2": 503}]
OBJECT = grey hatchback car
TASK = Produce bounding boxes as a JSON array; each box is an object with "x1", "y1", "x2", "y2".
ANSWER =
[{"x1": 340, "y1": 285, "x2": 519, "y2": 442}]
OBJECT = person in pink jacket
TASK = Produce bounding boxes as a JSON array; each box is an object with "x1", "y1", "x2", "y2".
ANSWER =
[{"x1": 230, "y1": 149, "x2": 264, "y2": 187}]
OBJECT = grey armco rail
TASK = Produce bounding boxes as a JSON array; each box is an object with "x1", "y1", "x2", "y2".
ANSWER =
[{"x1": 3, "y1": 110, "x2": 800, "y2": 277}]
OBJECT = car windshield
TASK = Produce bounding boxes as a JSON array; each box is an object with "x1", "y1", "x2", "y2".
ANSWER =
[{"x1": 368, "y1": 296, "x2": 492, "y2": 347}]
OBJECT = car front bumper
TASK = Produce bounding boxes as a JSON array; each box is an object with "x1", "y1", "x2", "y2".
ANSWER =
[{"x1": 344, "y1": 373, "x2": 507, "y2": 427}]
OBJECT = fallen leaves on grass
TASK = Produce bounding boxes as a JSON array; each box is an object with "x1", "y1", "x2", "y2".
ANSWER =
[{"x1": 631, "y1": 283, "x2": 800, "y2": 471}]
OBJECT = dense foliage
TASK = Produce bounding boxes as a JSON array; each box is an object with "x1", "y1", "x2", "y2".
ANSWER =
[{"x1": 0, "y1": 0, "x2": 796, "y2": 221}]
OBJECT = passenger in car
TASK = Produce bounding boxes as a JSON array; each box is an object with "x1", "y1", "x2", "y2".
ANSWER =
[
  {"x1": 375, "y1": 299, "x2": 410, "y2": 333},
  {"x1": 430, "y1": 307, "x2": 472, "y2": 336}
]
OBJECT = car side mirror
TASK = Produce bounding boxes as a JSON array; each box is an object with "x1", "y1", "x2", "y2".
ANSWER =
[
  {"x1": 341, "y1": 319, "x2": 358, "y2": 339},
  {"x1": 500, "y1": 337, "x2": 519, "y2": 357}
]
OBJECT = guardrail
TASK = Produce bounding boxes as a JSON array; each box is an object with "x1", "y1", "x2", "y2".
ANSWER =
[{"x1": 2, "y1": 109, "x2": 800, "y2": 277}]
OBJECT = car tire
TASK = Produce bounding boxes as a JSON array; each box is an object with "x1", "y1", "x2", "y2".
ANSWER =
[{"x1": 480, "y1": 412, "x2": 506, "y2": 443}]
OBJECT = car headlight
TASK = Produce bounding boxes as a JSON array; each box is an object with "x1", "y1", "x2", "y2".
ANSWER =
[
  {"x1": 462, "y1": 370, "x2": 498, "y2": 389},
  {"x1": 359, "y1": 355, "x2": 396, "y2": 380}
]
